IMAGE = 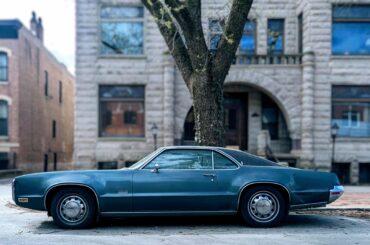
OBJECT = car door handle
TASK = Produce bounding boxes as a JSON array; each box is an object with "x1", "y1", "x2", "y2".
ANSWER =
[{"x1": 203, "y1": 174, "x2": 216, "y2": 178}]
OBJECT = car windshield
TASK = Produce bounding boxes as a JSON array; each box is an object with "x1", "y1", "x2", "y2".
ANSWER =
[{"x1": 126, "y1": 148, "x2": 162, "y2": 169}]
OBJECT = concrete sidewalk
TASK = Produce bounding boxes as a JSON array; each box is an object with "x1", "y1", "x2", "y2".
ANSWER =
[{"x1": 326, "y1": 186, "x2": 370, "y2": 209}]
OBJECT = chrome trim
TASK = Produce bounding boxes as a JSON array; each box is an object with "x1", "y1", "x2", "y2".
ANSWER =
[
  {"x1": 328, "y1": 185, "x2": 344, "y2": 204},
  {"x1": 237, "y1": 182, "x2": 291, "y2": 210},
  {"x1": 100, "y1": 210, "x2": 237, "y2": 216},
  {"x1": 289, "y1": 202, "x2": 327, "y2": 210},
  {"x1": 43, "y1": 183, "x2": 100, "y2": 212}
]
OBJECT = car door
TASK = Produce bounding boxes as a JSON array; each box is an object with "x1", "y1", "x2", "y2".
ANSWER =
[
  {"x1": 212, "y1": 151, "x2": 241, "y2": 211},
  {"x1": 132, "y1": 149, "x2": 220, "y2": 212}
]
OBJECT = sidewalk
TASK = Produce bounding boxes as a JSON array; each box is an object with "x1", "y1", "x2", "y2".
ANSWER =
[{"x1": 326, "y1": 186, "x2": 370, "y2": 210}]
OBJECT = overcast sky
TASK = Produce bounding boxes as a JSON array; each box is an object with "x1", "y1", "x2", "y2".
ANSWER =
[{"x1": 0, "y1": 0, "x2": 75, "y2": 74}]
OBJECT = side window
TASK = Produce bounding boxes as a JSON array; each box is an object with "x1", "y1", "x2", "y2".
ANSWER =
[
  {"x1": 214, "y1": 152, "x2": 238, "y2": 169},
  {"x1": 145, "y1": 150, "x2": 212, "y2": 170}
]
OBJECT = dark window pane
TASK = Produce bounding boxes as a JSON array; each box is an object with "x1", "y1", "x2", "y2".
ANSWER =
[
  {"x1": 44, "y1": 71, "x2": 48, "y2": 96},
  {"x1": 0, "y1": 101, "x2": 8, "y2": 136},
  {"x1": 0, "y1": 52, "x2": 8, "y2": 81},
  {"x1": 0, "y1": 153, "x2": 9, "y2": 169},
  {"x1": 101, "y1": 6, "x2": 144, "y2": 19},
  {"x1": 262, "y1": 95, "x2": 279, "y2": 140},
  {"x1": 268, "y1": 19, "x2": 284, "y2": 54},
  {"x1": 100, "y1": 85, "x2": 144, "y2": 99},
  {"x1": 59, "y1": 81, "x2": 62, "y2": 103},
  {"x1": 333, "y1": 5, "x2": 370, "y2": 19},
  {"x1": 298, "y1": 13, "x2": 303, "y2": 53},
  {"x1": 145, "y1": 150, "x2": 212, "y2": 170},
  {"x1": 52, "y1": 120, "x2": 56, "y2": 138},
  {"x1": 332, "y1": 22, "x2": 370, "y2": 55},
  {"x1": 101, "y1": 22, "x2": 144, "y2": 55},
  {"x1": 332, "y1": 85, "x2": 370, "y2": 99},
  {"x1": 124, "y1": 111, "x2": 137, "y2": 124},
  {"x1": 214, "y1": 152, "x2": 237, "y2": 169}
]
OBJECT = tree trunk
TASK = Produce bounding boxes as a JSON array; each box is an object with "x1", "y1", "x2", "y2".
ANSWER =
[{"x1": 191, "y1": 73, "x2": 225, "y2": 146}]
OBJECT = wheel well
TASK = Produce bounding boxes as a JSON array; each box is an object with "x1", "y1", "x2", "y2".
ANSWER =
[
  {"x1": 44, "y1": 185, "x2": 99, "y2": 215},
  {"x1": 238, "y1": 183, "x2": 290, "y2": 211}
]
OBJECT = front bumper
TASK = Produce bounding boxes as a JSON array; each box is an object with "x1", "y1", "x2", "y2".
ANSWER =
[{"x1": 328, "y1": 185, "x2": 344, "y2": 204}]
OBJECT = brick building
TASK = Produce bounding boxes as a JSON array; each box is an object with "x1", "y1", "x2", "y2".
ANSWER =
[
  {"x1": 0, "y1": 13, "x2": 74, "y2": 172},
  {"x1": 75, "y1": 0, "x2": 370, "y2": 184}
]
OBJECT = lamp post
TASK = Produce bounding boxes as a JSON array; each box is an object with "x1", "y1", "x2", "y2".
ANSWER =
[
  {"x1": 151, "y1": 123, "x2": 159, "y2": 151},
  {"x1": 331, "y1": 123, "x2": 339, "y2": 163}
]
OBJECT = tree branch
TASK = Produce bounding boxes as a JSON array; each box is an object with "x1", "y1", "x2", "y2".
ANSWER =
[
  {"x1": 212, "y1": 0, "x2": 253, "y2": 83},
  {"x1": 141, "y1": 0, "x2": 193, "y2": 87}
]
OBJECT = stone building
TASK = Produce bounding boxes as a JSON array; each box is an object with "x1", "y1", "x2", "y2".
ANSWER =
[
  {"x1": 75, "y1": 0, "x2": 370, "y2": 184},
  {"x1": 0, "y1": 13, "x2": 75, "y2": 172}
]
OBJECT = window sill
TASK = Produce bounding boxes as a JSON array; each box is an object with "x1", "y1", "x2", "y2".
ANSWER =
[
  {"x1": 0, "y1": 81, "x2": 9, "y2": 85},
  {"x1": 0, "y1": 136, "x2": 9, "y2": 140},
  {"x1": 336, "y1": 137, "x2": 370, "y2": 142},
  {"x1": 98, "y1": 54, "x2": 147, "y2": 60},
  {"x1": 331, "y1": 55, "x2": 370, "y2": 60},
  {"x1": 98, "y1": 137, "x2": 146, "y2": 142}
]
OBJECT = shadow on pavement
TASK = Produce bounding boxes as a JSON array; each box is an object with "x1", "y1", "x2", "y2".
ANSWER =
[{"x1": 33, "y1": 214, "x2": 352, "y2": 235}]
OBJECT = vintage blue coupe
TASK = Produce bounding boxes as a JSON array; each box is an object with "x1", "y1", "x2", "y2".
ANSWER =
[{"x1": 13, "y1": 146, "x2": 344, "y2": 229}]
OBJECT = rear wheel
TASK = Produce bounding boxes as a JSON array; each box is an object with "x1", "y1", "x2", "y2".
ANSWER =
[
  {"x1": 240, "y1": 186, "x2": 285, "y2": 227},
  {"x1": 50, "y1": 188, "x2": 96, "y2": 229}
]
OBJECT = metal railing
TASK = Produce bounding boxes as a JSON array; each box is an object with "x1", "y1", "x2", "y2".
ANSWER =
[{"x1": 235, "y1": 54, "x2": 302, "y2": 65}]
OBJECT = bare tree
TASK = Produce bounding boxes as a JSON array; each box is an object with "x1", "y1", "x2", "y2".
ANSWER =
[{"x1": 142, "y1": 0, "x2": 253, "y2": 146}]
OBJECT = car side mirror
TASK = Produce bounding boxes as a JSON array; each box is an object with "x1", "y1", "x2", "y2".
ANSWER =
[{"x1": 151, "y1": 163, "x2": 160, "y2": 173}]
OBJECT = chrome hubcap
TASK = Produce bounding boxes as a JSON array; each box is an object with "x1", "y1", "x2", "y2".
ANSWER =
[
  {"x1": 59, "y1": 195, "x2": 87, "y2": 223},
  {"x1": 248, "y1": 192, "x2": 279, "y2": 223}
]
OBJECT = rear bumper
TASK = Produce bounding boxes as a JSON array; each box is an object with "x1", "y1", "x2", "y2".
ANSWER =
[{"x1": 328, "y1": 185, "x2": 344, "y2": 204}]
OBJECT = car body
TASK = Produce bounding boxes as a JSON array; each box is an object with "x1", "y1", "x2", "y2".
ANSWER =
[{"x1": 13, "y1": 146, "x2": 344, "y2": 228}]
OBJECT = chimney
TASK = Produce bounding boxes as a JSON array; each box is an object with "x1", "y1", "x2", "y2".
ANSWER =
[
  {"x1": 37, "y1": 17, "x2": 44, "y2": 43},
  {"x1": 30, "y1": 11, "x2": 37, "y2": 36}
]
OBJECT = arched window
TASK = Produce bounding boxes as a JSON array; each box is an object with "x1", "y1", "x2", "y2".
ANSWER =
[
  {"x1": 0, "y1": 100, "x2": 8, "y2": 136},
  {"x1": 0, "y1": 52, "x2": 8, "y2": 81}
]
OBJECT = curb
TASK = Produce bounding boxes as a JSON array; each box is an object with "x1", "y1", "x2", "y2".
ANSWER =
[{"x1": 296, "y1": 208, "x2": 370, "y2": 211}]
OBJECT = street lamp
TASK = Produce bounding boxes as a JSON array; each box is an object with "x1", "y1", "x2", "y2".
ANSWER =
[
  {"x1": 331, "y1": 123, "x2": 339, "y2": 163},
  {"x1": 151, "y1": 123, "x2": 159, "y2": 151}
]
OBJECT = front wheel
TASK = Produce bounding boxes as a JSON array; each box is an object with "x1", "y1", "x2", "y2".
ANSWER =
[
  {"x1": 240, "y1": 186, "x2": 286, "y2": 227},
  {"x1": 50, "y1": 188, "x2": 96, "y2": 229}
]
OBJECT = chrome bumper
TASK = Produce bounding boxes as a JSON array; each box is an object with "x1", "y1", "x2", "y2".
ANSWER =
[{"x1": 328, "y1": 185, "x2": 344, "y2": 204}]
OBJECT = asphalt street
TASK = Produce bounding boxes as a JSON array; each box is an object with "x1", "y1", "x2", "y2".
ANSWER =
[{"x1": 1, "y1": 179, "x2": 370, "y2": 245}]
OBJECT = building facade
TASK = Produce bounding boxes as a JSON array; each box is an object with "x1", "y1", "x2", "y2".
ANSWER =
[
  {"x1": 75, "y1": 0, "x2": 370, "y2": 184},
  {"x1": 0, "y1": 14, "x2": 75, "y2": 172}
]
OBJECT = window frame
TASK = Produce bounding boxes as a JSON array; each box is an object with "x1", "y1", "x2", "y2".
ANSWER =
[
  {"x1": 267, "y1": 18, "x2": 285, "y2": 55},
  {"x1": 44, "y1": 71, "x2": 48, "y2": 97},
  {"x1": 208, "y1": 18, "x2": 224, "y2": 52},
  {"x1": 0, "y1": 52, "x2": 8, "y2": 82},
  {"x1": 332, "y1": 4, "x2": 370, "y2": 56},
  {"x1": 238, "y1": 19, "x2": 257, "y2": 55},
  {"x1": 59, "y1": 81, "x2": 62, "y2": 104},
  {"x1": 298, "y1": 13, "x2": 303, "y2": 54},
  {"x1": 52, "y1": 120, "x2": 56, "y2": 138},
  {"x1": 142, "y1": 149, "x2": 240, "y2": 171},
  {"x1": 0, "y1": 100, "x2": 8, "y2": 137},
  {"x1": 208, "y1": 18, "x2": 257, "y2": 55},
  {"x1": 332, "y1": 85, "x2": 370, "y2": 137},
  {"x1": 98, "y1": 84, "x2": 146, "y2": 138},
  {"x1": 99, "y1": 4, "x2": 145, "y2": 57}
]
